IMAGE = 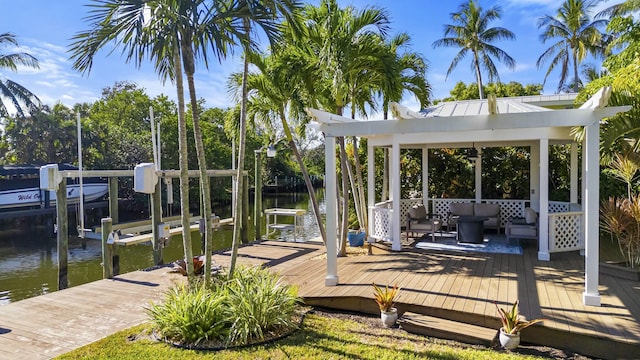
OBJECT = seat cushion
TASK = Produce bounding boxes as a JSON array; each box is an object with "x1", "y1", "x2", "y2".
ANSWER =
[
  {"x1": 524, "y1": 207, "x2": 538, "y2": 224},
  {"x1": 449, "y1": 202, "x2": 474, "y2": 216},
  {"x1": 409, "y1": 204, "x2": 427, "y2": 219},
  {"x1": 474, "y1": 203, "x2": 500, "y2": 217}
]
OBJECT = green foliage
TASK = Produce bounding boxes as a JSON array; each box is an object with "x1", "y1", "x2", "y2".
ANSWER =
[
  {"x1": 495, "y1": 300, "x2": 544, "y2": 334},
  {"x1": 600, "y1": 196, "x2": 640, "y2": 269},
  {"x1": 442, "y1": 81, "x2": 542, "y2": 102},
  {"x1": 147, "y1": 266, "x2": 301, "y2": 347},
  {"x1": 147, "y1": 281, "x2": 229, "y2": 345}
]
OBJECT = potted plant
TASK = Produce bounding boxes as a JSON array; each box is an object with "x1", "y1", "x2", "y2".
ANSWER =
[
  {"x1": 495, "y1": 300, "x2": 544, "y2": 350},
  {"x1": 373, "y1": 283, "x2": 400, "y2": 327}
]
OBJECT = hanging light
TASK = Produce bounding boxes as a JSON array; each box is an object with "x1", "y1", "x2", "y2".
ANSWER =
[
  {"x1": 266, "y1": 144, "x2": 277, "y2": 158},
  {"x1": 467, "y1": 143, "x2": 479, "y2": 161}
]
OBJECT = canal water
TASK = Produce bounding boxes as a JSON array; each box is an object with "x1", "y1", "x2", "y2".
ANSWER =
[{"x1": 0, "y1": 190, "x2": 324, "y2": 305}]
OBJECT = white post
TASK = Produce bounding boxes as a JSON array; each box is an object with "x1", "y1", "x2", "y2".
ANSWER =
[
  {"x1": 570, "y1": 144, "x2": 578, "y2": 204},
  {"x1": 530, "y1": 142, "x2": 540, "y2": 211},
  {"x1": 232, "y1": 139, "x2": 237, "y2": 218},
  {"x1": 325, "y1": 136, "x2": 338, "y2": 286},
  {"x1": 390, "y1": 140, "x2": 401, "y2": 251},
  {"x1": 76, "y1": 113, "x2": 84, "y2": 238},
  {"x1": 583, "y1": 123, "x2": 601, "y2": 306},
  {"x1": 474, "y1": 145, "x2": 482, "y2": 202},
  {"x1": 538, "y1": 139, "x2": 550, "y2": 261},
  {"x1": 368, "y1": 144, "x2": 375, "y2": 241},
  {"x1": 422, "y1": 146, "x2": 429, "y2": 208}
]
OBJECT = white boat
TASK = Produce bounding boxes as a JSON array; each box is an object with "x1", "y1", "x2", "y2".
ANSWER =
[{"x1": 0, "y1": 164, "x2": 108, "y2": 210}]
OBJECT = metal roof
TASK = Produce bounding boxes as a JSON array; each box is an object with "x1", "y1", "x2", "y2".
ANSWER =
[{"x1": 421, "y1": 98, "x2": 551, "y2": 118}]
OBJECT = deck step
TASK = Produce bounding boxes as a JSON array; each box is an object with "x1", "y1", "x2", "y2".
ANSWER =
[{"x1": 398, "y1": 312, "x2": 497, "y2": 346}]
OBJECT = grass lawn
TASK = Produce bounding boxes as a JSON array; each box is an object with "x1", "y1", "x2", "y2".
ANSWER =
[{"x1": 55, "y1": 310, "x2": 576, "y2": 360}]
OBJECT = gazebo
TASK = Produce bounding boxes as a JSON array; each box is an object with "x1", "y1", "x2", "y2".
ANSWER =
[{"x1": 307, "y1": 87, "x2": 630, "y2": 306}]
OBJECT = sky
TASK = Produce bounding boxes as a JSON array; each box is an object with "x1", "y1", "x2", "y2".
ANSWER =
[{"x1": 0, "y1": 0, "x2": 615, "y2": 115}]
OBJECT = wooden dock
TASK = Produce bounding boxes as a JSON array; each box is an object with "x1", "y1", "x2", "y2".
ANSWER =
[{"x1": 1, "y1": 239, "x2": 639, "y2": 359}]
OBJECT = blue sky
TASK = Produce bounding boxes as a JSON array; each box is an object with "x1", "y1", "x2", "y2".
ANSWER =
[{"x1": 0, "y1": 0, "x2": 614, "y2": 114}]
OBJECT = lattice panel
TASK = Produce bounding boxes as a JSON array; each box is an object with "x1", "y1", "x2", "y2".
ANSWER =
[
  {"x1": 431, "y1": 199, "x2": 472, "y2": 224},
  {"x1": 549, "y1": 212, "x2": 584, "y2": 252},
  {"x1": 549, "y1": 201, "x2": 570, "y2": 213},
  {"x1": 370, "y1": 207, "x2": 392, "y2": 241},
  {"x1": 485, "y1": 200, "x2": 526, "y2": 228}
]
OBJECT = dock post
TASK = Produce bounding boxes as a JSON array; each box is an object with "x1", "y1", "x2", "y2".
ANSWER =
[
  {"x1": 151, "y1": 181, "x2": 163, "y2": 265},
  {"x1": 254, "y1": 151, "x2": 262, "y2": 241},
  {"x1": 108, "y1": 177, "x2": 119, "y2": 224},
  {"x1": 101, "y1": 217, "x2": 114, "y2": 279},
  {"x1": 56, "y1": 182, "x2": 68, "y2": 290},
  {"x1": 242, "y1": 175, "x2": 249, "y2": 243}
]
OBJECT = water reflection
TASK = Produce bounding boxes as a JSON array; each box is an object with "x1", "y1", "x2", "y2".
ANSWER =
[{"x1": 0, "y1": 190, "x2": 323, "y2": 305}]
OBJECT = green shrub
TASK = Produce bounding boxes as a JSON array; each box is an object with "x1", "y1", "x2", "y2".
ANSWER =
[
  {"x1": 224, "y1": 266, "x2": 300, "y2": 345},
  {"x1": 147, "y1": 281, "x2": 229, "y2": 345},
  {"x1": 147, "y1": 266, "x2": 300, "y2": 347}
]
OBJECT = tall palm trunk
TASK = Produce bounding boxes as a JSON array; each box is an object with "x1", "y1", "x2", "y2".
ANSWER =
[
  {"x1": 279, "y1": 112, "x2": 326, "y2": 245},
  {"x1": 174, "y1": 46, "x2": 194, "y2": 278},
  {"x1": 573, "y1": 51, "x2": 580, "y2": 93},
  {"x1": 229, "y1": 19, "x2": 251, "y2": 277},
  {"x1": 338, "y1": 136, "x2": 349, "y2": 256},
  {"x1": 351, "y1": 136, "x2": 367, "y2": 233},
  {"x1": 181, "y1": 37, "x2": 214, "y2": 282},
  {"x1": 473, "y1": 51, "x2": 484, "y2": 99}
]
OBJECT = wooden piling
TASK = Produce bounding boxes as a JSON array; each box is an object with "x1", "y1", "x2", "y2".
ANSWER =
[
  {"x1": 101, "y1": 217, "x2": 114, "y2": 279},
  {"x1": 56, "y1": 182, "x2": 68, "y2": 290},
  {"x1": 151, "y1": 181, "x2": 163, "y2": 265},
  {"x1": 108, "y1": 177, "x2": 119, "y2": 224}
]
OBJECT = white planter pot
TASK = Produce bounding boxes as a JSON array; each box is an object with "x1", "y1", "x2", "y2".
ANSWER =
[
  {"x1": 499, "y1": 327, "x2": 520, "y2": 350},
  {"x1": 380, "y1": 308, "x2": 398, "y2": 327}
]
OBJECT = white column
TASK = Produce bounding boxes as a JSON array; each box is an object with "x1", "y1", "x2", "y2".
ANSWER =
[
  {"x1": 475, "y1": 147, "x2": 482, "y2": 202},
  {"x1": 570, "y1": 144, "x2": 578, "y2": 204},
  {"x1": 583, "y1": 123, "x2": 601, "y2": 306},
  {"x1": 390, "y1": 140, "x2": 401, "y2": 251},
  {"x1": 538, "y1": 139, "x2": 550, "y2": 261},
  {"x1": 325, "y1": 136, "x2": 338, "y2": 286},
  {"x1": 530, "y1": 142, "x2": 540, "y2": 211},
  {"x1": 422, "y1": 147, "x2": 429, "y2": 209},
  {"x1": 368, "y1": 144, "x2": 375, "y2": 242}
]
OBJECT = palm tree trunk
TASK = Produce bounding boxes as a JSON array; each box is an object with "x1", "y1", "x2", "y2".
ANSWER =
[
  {"x1": 345, "y1": 142, "x2": 361, "y2": 228},
  {"x1": 229, "y1": 19, "x2": 251, "y2": 277},
  {"x1": 182, "y1": 39, "x2": 213, "y2": 283},
  {"x1": 474, "y1": 53, "x2": 484, "y2": 99},
  {"x1": 573, "y1": 52, "x2": 580, "y2": 93},
  {"x1": 338, "y1": 136, "x2": 349, "y2": 256},
  {"x1": 174, "y1": 46, "x2": 194, "y2": 278},
  {"x1": 279, "y1": 113, "x2": 326, "y2": 245},
  {"x1": 351, "y1": 136, "x2": 368, "y2": 233}
]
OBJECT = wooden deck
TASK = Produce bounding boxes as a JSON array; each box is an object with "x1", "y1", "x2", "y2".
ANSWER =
[{"x1": 1, "y1": 239, "x2": 639, "y2": 359}]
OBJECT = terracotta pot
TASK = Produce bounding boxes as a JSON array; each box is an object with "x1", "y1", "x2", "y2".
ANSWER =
[
  {"x1": 499, "y1": 327, "x2": 520, "y2": 350},
  {"x1": 380, "y1": 308, "x2": 398, "y2": 327}
]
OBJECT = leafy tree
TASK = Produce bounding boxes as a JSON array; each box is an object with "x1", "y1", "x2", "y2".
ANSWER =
[
  {"x1": 442, "y1": 81, "x2": 542, "y2": 101},
  {"x1": 432, "y1": 0, "x2": 516, "y2": 99},
  {"x1": 536, "y1": 0, "x2": 609, "y2": 93},
  {"x1": 0, "y1": 32, "x2": 41, "y2": 117}
]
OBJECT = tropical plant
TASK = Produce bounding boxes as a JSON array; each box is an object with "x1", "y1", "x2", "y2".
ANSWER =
[
  {"x1": 536, "y1": 0, "x2": 609, "y2": 93},
  {"x1": 228, "y1": 48, "x2": 327, "y2": 245},
  {"x1": 432, "y1": 0, "x2": 515, "y2": 100},
  {"x1": 373, "y1": 283, "x2": 400, "y2": 312},
  {"x1": 147, "y1": 265, "x2": 301, "y2": 347},
  {"x1": 601, "y1": 196, "x2": 640, "y2": 269},
  {"x1": 300, "y1": 0, "x2": 390, "y2": 256},
  {"x1": 495, "y1": 300, "x2": 544, "y2": 335},
  {"x1": 229, "y1": 0, "x2": 303, "y2": 277},
  {"x1": 0, "y1": 32, "x2": 41, "y2": 117}
]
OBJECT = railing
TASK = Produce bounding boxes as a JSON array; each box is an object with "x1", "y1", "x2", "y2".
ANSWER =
[
  {"x1": 430, "y1": 198, "x2": 528, "y2": 228},
  {"x1": 549, "y1": 211, "x2": 584, "y2": 253},
  {"x1": 369, "y1": 204, "x2": 392, "y2": 242}
]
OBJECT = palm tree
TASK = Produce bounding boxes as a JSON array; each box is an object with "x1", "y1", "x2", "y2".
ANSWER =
[
  {"x1": 228, "y1": 0, "x2": 302, "y2": 277},
  {"x1": 301, "y1": 0, "x2": 390, "y2": 255},
  {"x1": 432, "y1": 0, "x2": 515, "y2": 99},
  {"x1": 70, "y1": 0, "x2": 250, "y2": 280},
  {"x1": 536, "y1": 0, "x2": 609, "y2": 93},
  {"x1": 228, "y1": 49, "x2": 326, "y2": 245},
  {"x1": 0, "y1": 33, "x2": 41, "y2": 117}
]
